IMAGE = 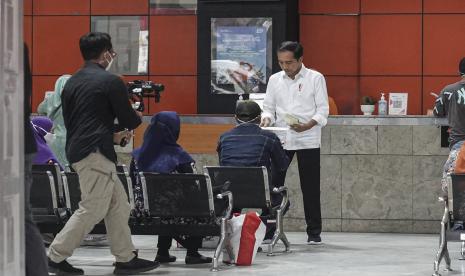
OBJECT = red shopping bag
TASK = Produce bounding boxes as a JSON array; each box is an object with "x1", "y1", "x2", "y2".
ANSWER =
[{"x1": 223, "y1": 211, "x2": 266, "y2": 266}]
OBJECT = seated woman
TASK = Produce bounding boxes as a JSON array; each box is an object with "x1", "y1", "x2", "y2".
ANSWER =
[
  {"x1": 130, "y1": 111, "x2": 212, "y2": 265},
  {"x1": 37, "y1": 74, "x2": 71, "y2": 166},
  {"x1": 31, "y1": 116, "x2": 60, "y2": 167}
]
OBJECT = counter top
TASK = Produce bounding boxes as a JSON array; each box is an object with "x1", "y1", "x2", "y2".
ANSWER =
[{"x1": 143, "y1": 115, "x2": 449, "y2": 126}]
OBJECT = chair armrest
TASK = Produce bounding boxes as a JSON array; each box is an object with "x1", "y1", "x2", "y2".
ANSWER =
[
  {"x1": 271, "y1": 187, "x2": 289, "y2": 212},
  {"x1": 216, "y1": 191, "x2": 233, "y2": 219}
]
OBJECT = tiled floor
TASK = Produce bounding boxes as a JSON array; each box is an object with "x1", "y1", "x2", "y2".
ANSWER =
[{"x1": 57, "y1": 232, "x2": 463, "y2": 276}]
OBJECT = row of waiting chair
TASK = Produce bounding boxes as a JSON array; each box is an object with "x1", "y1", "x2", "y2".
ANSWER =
[
  {"x1": 433, "y1": 173, "x2": 465, "y2": 276},
  {"x1": 31, "y1": 164, "x2": 290, "y2": 271}
]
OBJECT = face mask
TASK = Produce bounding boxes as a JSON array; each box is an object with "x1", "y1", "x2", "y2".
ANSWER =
[
  {"x1": 44, "y1": 132, "x2": 56, "y2": 145},
  {"x1": 236, "y1": 115, "x2": 260, "y2": 125},
  {"x1": 105, "y1": 51, "x2": 114, "y2": 71}
]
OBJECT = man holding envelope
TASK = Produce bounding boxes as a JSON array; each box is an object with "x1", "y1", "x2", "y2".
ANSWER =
[{"x1": 260, "y1": 41, "x2": 329, "y2": 244}]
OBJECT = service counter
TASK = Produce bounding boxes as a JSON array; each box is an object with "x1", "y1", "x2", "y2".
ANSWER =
[{"x1": 117, "y1": 115, "x2": 450, "y2": 233}]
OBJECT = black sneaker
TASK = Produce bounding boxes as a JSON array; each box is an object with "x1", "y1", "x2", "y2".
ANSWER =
[
  {"x1": 307, "y1": 235, "x2": 322, "y2": 245},
  {"x1": 155, "y1": 254, "x2": 177, "y2": 263},
  {"x1": 113, "y1": 257, "x2": 159, "y2": 275},
  {"x1": 185, "y1": 253, "x2": 213, "y2": 265},
  {"x1": 48, "y1": 258, "x2": 84, "y2": 275}
]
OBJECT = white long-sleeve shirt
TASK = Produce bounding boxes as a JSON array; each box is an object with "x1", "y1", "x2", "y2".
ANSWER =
[{"x1": 262, "y1": 64, "x2": 329, "y2": 150}]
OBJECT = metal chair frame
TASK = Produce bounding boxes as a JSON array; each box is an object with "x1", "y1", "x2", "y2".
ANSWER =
[
  {"x1": 203, "y1": 166, "x2": 291, "y2": 256},
  {"x1": 139, "y1": 172, "x2": 233, "y2": 272},
  {"x1": 432, "y1": 174, "x2": 465, "y2": 276}
]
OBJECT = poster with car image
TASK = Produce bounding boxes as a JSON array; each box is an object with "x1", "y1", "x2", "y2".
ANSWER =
[{"x1": 211, "y1": 18, "x2": 272, "y2": 95}]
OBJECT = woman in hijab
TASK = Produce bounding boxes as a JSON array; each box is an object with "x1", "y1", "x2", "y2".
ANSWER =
[
  {"x1": 31, "y1": 116, "x2": 60, "y2": 167},
  {"x1": 37, "y1": 75, "x2": 71, "y2": 166},
  {"x1": 130, "y1": 111, "x2": 212, "y2": 265}
]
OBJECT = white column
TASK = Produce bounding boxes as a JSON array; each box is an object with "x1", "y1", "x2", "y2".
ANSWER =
[{"x1": 0, "y1": 0, "x2": 25, "y2": 275}]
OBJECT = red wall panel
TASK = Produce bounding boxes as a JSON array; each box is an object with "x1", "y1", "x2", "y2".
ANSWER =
[
  {"x1": 32, "y1": 76, "x2": 60, "y2": 112},
  {"x1": 299, "y1": 0, "x2": 359, "y2": 14},
  {"x1": 33, "y1": 0, "x2": 90, "y2": 15},
  {"x1": 33, "y1": 16, "x2": 90, "y2": 75},
  {"x1": 149, "y1": 16, "x2": 197, "y2": 75},
  {"x1": 423, "y1": 15, "x2": 465, "y2": 76},
  {"x1": 325, "y1": 76, "x2": 359, "y2": 115},
  {"x1": 148, "y1": 76, "x2": 197, "y2": 115},
  {"x1": 424, "y1": 0, "x2": 465, "y2": 13},
  {"x1": 360, "y1": 15, "x2": 422, "y2": 75},
  {"x1": 361, "y1": 0, "x2": 421, "y2": 14},
  {"x1": 300, "y1": 15, "x2": 358, "y2": 76},
  {"x1": 91, "y1": 0, "x2": 148, "y2": 15},
  {"x1": 360, "y1": 77, "x2": 421, "y2": 115},
  {"x1": 24, "y1": 0, "x2": 32, "y2": 15},
  {"x1": 423, "y1": 77, "x2": 460, "y2": 114}
]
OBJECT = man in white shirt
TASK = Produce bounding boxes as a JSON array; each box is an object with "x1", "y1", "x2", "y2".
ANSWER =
[{"x1": 261, "y1": 41, "x2": 329, "y2": 244}]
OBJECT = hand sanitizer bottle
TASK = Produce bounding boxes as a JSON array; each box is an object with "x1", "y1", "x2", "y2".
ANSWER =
[{"x1": 378, "y1": 93, "x2": 387, "y2": 115}]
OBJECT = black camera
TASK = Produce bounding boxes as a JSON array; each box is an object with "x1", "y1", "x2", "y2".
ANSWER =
[{"x1": 127, "y1": 80, "x2": 165, "y2": 112}]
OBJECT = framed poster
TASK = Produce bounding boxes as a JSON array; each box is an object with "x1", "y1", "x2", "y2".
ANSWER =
[
  {"x1": 388, "y1": 93, "x2": 408, "y2": 115},
  {"x1": 211, "y1": 17, "x2": 272, "y2": 95}
]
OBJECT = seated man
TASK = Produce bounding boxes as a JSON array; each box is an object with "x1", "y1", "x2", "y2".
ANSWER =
[{"x1": 217, "y1": 100, "x2": 290, "y2": 240}]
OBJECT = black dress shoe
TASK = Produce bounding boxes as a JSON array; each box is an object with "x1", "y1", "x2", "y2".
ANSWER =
[
  {"x1": 307, "y1": 234, "x2": 322, "y2": 245},
  {"x1": 185, "y1": 253, "x2": 213, "y2": 265},
  {"x1": 114, "y1": 257, "x2": 159, "y2": 275},
  {"x1": 48, "y1": 258, "x2": 84, "y2": 275},
  {"x1": 155, "y1": 254, "x2": 177, "y2": 263}
]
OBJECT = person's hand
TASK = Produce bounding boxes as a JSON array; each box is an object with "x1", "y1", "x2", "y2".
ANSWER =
[
  {"x1": 426, "y1": 109, "x2": 434, "y2": 116},
  {"x1": 290, "y1": 123, "x2": 309, "y2": 132},
  {"x1": 135, "y1": 111, "x2": 143, "y2": 118},
  {"x1": 290, "y1": 120, "x2": 317, "y2": 133},
  {"x1": 113, "y1": 129, "x2": 132, "y2": 145},
  {"x1": 260, "y1": 117, "x2": 271, "y2": 127}
]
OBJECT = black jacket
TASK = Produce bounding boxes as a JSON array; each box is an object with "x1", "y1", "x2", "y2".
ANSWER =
[{"x1": 62, "y1": 62, "x2": 141, "y2": 164}]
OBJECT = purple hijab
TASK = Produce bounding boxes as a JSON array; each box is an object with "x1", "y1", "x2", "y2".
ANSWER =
[
  {"x1": 132, "y1": 111, "x2": 194, "y2": 173},
  {"x1": 31, "y1": 116, "x2": 60, "y2": 166}
]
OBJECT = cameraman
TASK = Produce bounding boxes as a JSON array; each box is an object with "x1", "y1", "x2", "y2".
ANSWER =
[{"x1": 47, "y1": 32, "x2": 158, "y2": 275}]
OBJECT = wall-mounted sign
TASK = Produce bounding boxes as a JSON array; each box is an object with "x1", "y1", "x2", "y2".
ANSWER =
[{"x1": 211, "y1": 17, "x2": 272, "y2": 95}]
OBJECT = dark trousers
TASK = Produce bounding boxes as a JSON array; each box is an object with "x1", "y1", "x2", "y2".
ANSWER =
[
  {"x1": 25, "y1": 154, "x2": 49, "y2": 276},
  {"x1": 157, "y1": 235, "x2": 202, "y2": 254},
  {"x1": 272, "y1": 148, "x2": 321, "y2": 236}
]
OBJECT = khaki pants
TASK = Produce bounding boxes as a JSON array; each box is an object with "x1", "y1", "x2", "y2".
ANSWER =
[{"x1": 48, "y1": 151, "x2": 135, "y2": 263}]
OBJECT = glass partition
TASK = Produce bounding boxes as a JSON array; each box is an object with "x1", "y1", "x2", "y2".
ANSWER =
[
  {"x1": 91, "y1": 16, "x2": 149, "y2": 75},
  {"x1": 211, "y1": 17, "x2": 272, "y2": 95}
]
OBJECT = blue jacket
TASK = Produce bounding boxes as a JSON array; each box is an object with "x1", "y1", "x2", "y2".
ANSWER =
[{"x1": 217, "y1": 123, "x2": 289, "y2": 173}]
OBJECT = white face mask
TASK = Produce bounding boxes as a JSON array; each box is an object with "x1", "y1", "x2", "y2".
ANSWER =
[
  {"x1": 236, "y1": 115, "x2": 260, "y2": 125},
  {"x1": 44, "y1": 132, "x2": 56, "y2": 145},
  {"x1": 105, "y1": 51, "x2": 114, "y2": 71}
]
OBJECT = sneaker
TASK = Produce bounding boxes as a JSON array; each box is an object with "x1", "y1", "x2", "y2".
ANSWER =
[
  {"x1": 185, "y1": 253, "x2": 213, "y2": 265},
  {"x1": 307, "y1": 235, "x2": 322, "y2": 245},
  {"x1": 48, "y1": 258, "x2": 84, "y2": 275},
  {"x1": 114, "y1": 257, "x2": 159, "y2": 275},
  {"x1": 155, "y1": 254, "x2": 177, "y2": 263}
]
